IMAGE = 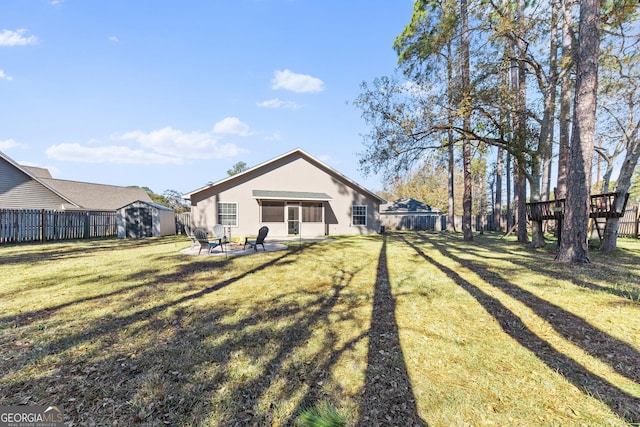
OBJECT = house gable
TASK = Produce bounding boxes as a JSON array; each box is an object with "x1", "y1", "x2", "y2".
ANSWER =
[
  {"x1": 186, "y1": 149, "x2": 384, "y2": 204},
  {"x1": 0, "y1": 150, "x2": 153, "y2": 211},
  {"x1": 185, "y1": 149, "x2": 384, "y2": 237},
  {"x1": 0, "y1": 153, "x2": 78, "y2": 209}
]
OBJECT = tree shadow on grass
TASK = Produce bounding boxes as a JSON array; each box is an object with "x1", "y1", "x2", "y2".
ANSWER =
[
  {"x1": 417, "y1": 233, "x2": 640, "y2": 386},
  {"x1": 0, "y1": 250, "x2": 294, "y2": 377},
  {"x1": 0, "y1": 237, "x2": 162, "y2": 266},
  {"x1": 0, "y1": 241, "x2": 377, "y2": 425},
  {"x1": 400, "y1": 233, "x2": 640, "y2": 423},
  {"x1": 0, "y1": 254, "x2": 237, "y2": 327},
  {"x1": 357, "y1": 235, "x2": 428, "y2": 426},
  {"x1": 479, "y1": 233, "x2": 640, "y2": 301}
]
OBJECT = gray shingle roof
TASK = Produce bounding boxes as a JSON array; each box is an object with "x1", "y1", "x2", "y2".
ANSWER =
[
  {"x1": 39, "y1": 178, "x2": 153, "y2": 210},
  {"x1": 22, "y1": 166, "x2": 53, "y2": 179},
  {"x1": 380, "y1": 198, "x2": 442, "y2": 214}
]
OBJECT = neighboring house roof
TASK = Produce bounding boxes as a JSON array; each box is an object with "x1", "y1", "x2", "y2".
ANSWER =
[
  {"x1": 0, "y1": 150, "x2": 152, "y2": 211},
  {"x1": 380, "y1": 198, "x2": 442, "y2": 214},
  {"x1": 184, "y1": 148, "x2": 385, "y2": 203},
  {"x1": 22, "y1": 165, "x2": 53, "y2": 179},
  {"x1": 0, "y1": 150, "x2": 80, "y2": 209},
  {"x1": 39, "y1": 178, "x2": 153, "y2": 210}
]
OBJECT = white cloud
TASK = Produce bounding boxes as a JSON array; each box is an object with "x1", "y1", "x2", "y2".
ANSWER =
[
  {"x1": 271, "y1": 69, "x2": 324, "y2": 93},
  {"x1": 117, "y1": 126, "x2": 243, "y2": 159},
  {"x1": 256, "y1": 98, "x2": 302, "y2": 110},
  {"x1": 46, "y1": 143, "x2": 183, "y2": 165},
  {"x1": 108, "y1": 36, "x2": 119, "y2": 43},
  {"x1": 0, "y1": 70, "x2": 13, "y2": 81},
  {"x1": 46, "y1": 123, "x2": 247, "y2": 165},
  {"x1": 0, "y1": 138, "x2": 24, "y2": 150},
  {"x1": 51, "y1": 0, "x2": 64, "y2": 5},
  {"x1": 212, "y1": 117, "x2": 253, "y2": 136},
  {"x1": 0, "y1": 29, "x2": 38, "y2": 47},
  {"x1": 264, "y1": 132, "x2": 281, "y2": 141}
]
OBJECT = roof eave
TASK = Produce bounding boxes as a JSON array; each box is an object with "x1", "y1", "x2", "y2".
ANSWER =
[{"x1": 183, "y1": 148, "x2": 386, "y2": 204}]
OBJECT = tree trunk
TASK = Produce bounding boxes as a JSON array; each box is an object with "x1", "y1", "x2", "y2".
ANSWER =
[
  {"x1": 447, "y1": 43, "x2": 456, "y2": 232},
  {"x1": 516, "y1": 170, "x2": 528, "y2": 243},
  {"x1": 557, "y1": 0, "x2": 601, "y2": 263},
  {"x1": 494, "y1": 147, "x2": 503, "y2": 231},
  {"x1": 531, "y1": 0, "x2": 560, "y2": 247},
  {"x1": 601, "y1": 140, "x2": 640, "y2": 251},
  {"x1": 515, "y1": 0, "x2": 528, "y2": 243},
  {"x1": 461, "y1": 0, "x2": 473, "y2": 241},
  {"x1": 506, "y1": 147, "x2": 513, "y2": 232},
  {"x1": 556, "y1": 0, "x2": 574, "y2": 200},
  {"x1": 541, "y1": 0, "x2": 559, "y2": 204},
  {"x1": 448, "y1": 135, "x2": 456, "y2": 231}
]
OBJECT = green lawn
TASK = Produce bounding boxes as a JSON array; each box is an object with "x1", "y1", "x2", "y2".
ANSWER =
[{"x1": 1, "y1": 232, "x2": 639, "y2": 426}]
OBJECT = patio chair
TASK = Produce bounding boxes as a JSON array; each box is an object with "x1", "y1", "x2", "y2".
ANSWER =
[
  {"x1": 244, "y1": 226, "x2": 269, "y2": 252},
  {"x1": 212, "y1": 224, "x2": 229, "y2": 253},
  {"x1": 184, "y1": 223, "x2": 197, "y2": 249},
  {"x1": 194, "y1": 228, "x2": 220, "y2": 255}
]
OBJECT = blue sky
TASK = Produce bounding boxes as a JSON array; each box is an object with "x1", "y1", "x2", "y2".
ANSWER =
[{"x1": 1, "y1": 0, "x2": 414, "y2": 196}]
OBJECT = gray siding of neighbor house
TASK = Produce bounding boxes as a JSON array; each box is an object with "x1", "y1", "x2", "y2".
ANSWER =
[
  {"x1": 190, "y1": 153, "x2": 381, "y2": 238},
  {"x1": 0, "y1": 158, "x2": 73, "y2": 209}
]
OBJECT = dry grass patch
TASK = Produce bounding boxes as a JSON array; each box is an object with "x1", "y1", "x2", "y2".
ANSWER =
[{"x1": 0, "y1": 233, "x2": 639, "y2": 426}]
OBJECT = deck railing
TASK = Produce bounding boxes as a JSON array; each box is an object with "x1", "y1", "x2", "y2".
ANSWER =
[{"x1": 526, "y1": 192, "x2": 629, "y2": 222}]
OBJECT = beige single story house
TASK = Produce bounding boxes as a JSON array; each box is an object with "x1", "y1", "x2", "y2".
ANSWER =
[{"x1": 184, "y1": 149, "x2": 385, "y2": 238}]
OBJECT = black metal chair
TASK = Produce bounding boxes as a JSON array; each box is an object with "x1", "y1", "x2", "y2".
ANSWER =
[
  {"x1": 194, "y1": 228, "x2": 220, "y2": 255},
  {"x1": 244, "y1": 226, "x2": 269, "y2": 251}
]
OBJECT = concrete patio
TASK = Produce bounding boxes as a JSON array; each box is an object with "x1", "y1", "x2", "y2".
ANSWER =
[{"x1": 180, "y1": 237, "x2": 334, "y2": 257}]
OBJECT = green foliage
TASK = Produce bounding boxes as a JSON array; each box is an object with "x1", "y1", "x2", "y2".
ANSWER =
[
  {"x1": 128, "y1": 186, "x2": 190, "y2": 211},
  {"x1": 162, "y1": 189, "x2": 190, "y2": 212},
  {"x1": 297, "y1": 402, "x2": 346, "y2": 427},
  {"x1": 382, "y1": 158, "x2": 462, "y2": 214},
  {"x1": 227, "y1": 161, "x2": 248, "y2": 176}
]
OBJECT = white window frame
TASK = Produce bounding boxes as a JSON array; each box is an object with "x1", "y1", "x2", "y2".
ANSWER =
[
  {"x1": 217, "y1": 202, "x2": 238, "y2": 227},
  {"x1": 352, "y1": 205, "x2": 367, "y2": 226}
]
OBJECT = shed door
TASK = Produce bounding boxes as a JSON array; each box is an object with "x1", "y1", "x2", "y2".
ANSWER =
[{"x1": 125, "y1": 207, "x2": 152, "y2": 238}]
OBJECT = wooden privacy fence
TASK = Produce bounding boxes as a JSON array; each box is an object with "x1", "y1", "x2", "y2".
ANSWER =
[
  {"x1": 175, "y1": 212, "x2": 191, "y2": 233},
  {"x1": 618, "y1": 204, "x2": 640, "y2": 238},
  {"x1": 381, "y1": 215, "x2": 444, "y2": 231},
  {"x1": 0, "y1": 209, "x2": 118, "y2": 244}
]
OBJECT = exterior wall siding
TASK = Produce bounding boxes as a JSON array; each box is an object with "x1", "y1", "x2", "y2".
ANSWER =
[
  {"x1": 190, "y1": 154, "x2": 381, "y2": 238},
  {"x1": 0, "y1": 158, "x2": 71, "y2": 209}
]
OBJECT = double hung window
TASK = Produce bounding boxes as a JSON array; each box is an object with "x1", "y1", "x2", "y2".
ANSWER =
[
  {"x1": 352, "y1": 205, "x2": 367, "y2": 226},
  {"x1": 218, "y1": 202, "x2": 238, "y2": 226}
]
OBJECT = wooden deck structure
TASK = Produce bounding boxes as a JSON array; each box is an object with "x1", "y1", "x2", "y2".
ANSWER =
[{"x1": 526, "y1": 192, "x2": 630, "y2": 243}]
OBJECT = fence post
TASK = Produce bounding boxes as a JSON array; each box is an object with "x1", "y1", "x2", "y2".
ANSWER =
[
  {"x1": 41, "y1": 209, "x2": 46, "y2": 242},
  {"x1": 84, "y1": 211, "x2": 90, "y2": 239},
  {"x1": 635, "y1": 205, "x2": 640, "y2": 238}
]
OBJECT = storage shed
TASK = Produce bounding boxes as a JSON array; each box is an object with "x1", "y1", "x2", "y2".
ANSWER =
[{"x1": 117, "y1": 200, "x2": 176, "y2": 238}]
